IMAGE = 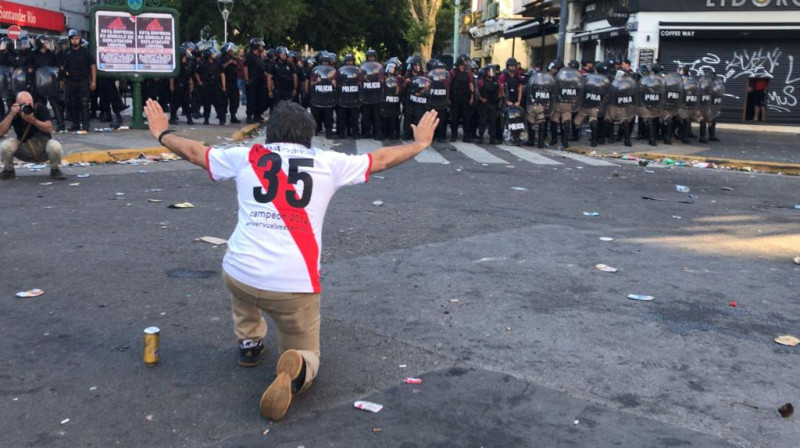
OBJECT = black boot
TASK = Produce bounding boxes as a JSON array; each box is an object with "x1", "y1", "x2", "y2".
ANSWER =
[
  {"x1": 663, "y1": 117, "x2": 673, "y2": 145},
  {"x1": 699, "y1": 121, "x2": 708, "y2": 143},
  {"x1": 647, "y1": 119, "x2": 657, "y2": 146},
  {"x1": 637, "y1": 118, "x2": 646, "y2": 141},
  {"x1": 561, "y1": 121, "x2": 571, "y2": 148},
  {"x1": 537, "y1": 122, "x2": 546, "y2": 149},
  {"x1": 476, "y1": 127, "x2": 485, "y2": 143},
  {"x1": 549, "y1": 121, "x2": 559, "y2": 146},
  {"x1": 623, "y1": 120, "x2": 632, "y2": 147},
  {"x1": 597, "y1": 120, "x2": 606, "y2": 145},
  {"x1": 590, "y1": 121, "x2": 599, "y2": 147},
  {"x1": 709, "y1": 121, "x2": 720, "y2": 142},
  {"x1": 524, "y1": 122, "x2": 536, "y2": 146}
]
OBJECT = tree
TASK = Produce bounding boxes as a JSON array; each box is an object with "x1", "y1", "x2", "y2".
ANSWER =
[{"x1": 406, "y1": 0, "x2": 443, "y2": 60}]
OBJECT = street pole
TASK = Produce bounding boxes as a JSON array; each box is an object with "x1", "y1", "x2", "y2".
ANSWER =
[
  {"x1": 556, "y1": 0, "x2": 568, "y2": 62},
  {"x1": 453, "y1": 0, "x2": 460, "y2": 58},
  {"x1": 218, "y1": 0, "x2": 234, "y2": 43}
]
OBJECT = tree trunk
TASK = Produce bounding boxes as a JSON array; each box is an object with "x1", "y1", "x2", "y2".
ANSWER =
[
  {"x1": 419, "y1": 38, "x2": 433, "y2": 62},
  {"x1": 407, "y1": 0, "x2": 441, "y2": 61}
]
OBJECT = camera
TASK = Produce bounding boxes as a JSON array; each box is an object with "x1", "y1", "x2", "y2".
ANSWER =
[{"x1": 20, "y1": 103, "x2": 33, "y2": 115}]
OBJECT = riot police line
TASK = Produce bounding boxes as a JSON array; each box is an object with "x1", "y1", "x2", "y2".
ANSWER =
[{"x1": 0, "y1": 32, "x2": 725, "y2": 144}]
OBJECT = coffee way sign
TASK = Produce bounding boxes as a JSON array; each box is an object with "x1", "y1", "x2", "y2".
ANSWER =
[{"x1": 637, "y1": 0, "x2": 800, "y2": 11}]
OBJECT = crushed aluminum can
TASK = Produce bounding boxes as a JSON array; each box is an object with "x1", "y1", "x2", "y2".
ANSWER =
[
  {"x1": 403, "y1": 378, "x2": 422, "y2": 385},
  {"x1": 676, "y1": 185, "x2": 690, "y2": 193},
  {"x1": 628, "y1": 294, "x2": 654, "y2": 301},
  {"x1": 583, "y1": 212, "x2": 599, "y2": 217},
  {"x1": 16, "y1": 289, "x2": 44, "y2": 298},
  {"x1": 594, "y1": 264, "x2": 618, "y2": 273},
  {"x1": 354, "y1": 401, "x2": 383, "y2": 413}
]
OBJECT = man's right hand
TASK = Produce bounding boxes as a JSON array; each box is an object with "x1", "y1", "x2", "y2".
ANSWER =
[
  {"x1": 411, "y1": 110, "x2": 439, "y2": 148},
  {"x1": 9, "y1": 103, "x2": 21, "y2": 116}
]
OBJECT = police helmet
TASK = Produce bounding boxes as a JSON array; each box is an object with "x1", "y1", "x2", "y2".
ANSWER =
[
  {"x1": 221, "y1": 42, "x2": 237, "y2": 55},
  {"x1": 249, "y1": 38, "x2": 265, "y2": 51},
  {"x1": 433, "y1": 60, "x2": 446, "y2": 70},
  {"x1": 276, "y1": 46, "x2": 288, "y2": 57},
  {"x1": 304, "y1": 57, "x2": 316, "y2": 67},
  {"x1": 319, "y1": 52, "x2": 333, "y2": 64},
  {"x1": 426, "y1": 59, "x2": 439, "y2": 72},
  {"x1": 456, "y1": 54, "x2": 470, "y2": 67},
  {"x1": 35, "y1": 35, "x2": 52, "y2": 51},
  {"x1": 0, "y1": 37, "x2": 12, "y2": 51},
  {"x1": 344, "y1": 53, "x2": 355, "y2": 64},
  {"x1": 68, "y1": 29, "x2": 80, "y2": 38},
  {"x1": 365, "y1": 49, "x2": 377, "y2": 61},
  {"x1": 287, "y1": 50, "x2": 297, "y2": 61},
  {"x1": 595, "y1": 62, "x2": 608, "y2": 76},
  {"x1": 16, "y1": 35, "x2": 32, "y2": 52},
  {"x1": 568, "y1": 60, "x2": 580, "y2": 69},
  {"x1": 385, "y1": 60, "x2": 398, "y2": 75},
  {"x1": 650, "y1": 64, "x2": 663, "y2": 74},
  {"x1": 506, "y1": 57, "x2": 518, "y2": 67},
  {"x1": 638, "y1": 65, "x2": 650, "y2": 76},
  {"x1": 266, "y1": 48, "x2": 277, "y2": 60},
  {"x1": 204, "y1": 47, "x2": 220, "y2": 59},
  {"x1": 547, "y1": 59, "x2": 563, "y2": 71}
]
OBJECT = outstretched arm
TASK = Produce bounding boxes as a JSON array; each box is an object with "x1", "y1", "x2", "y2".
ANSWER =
[
  {"x1": 144, "y1": 99, "x2": 208, "y2": 170},
  {"x1": 369, "y1": 110, "x2": 439, "y2": 174}
]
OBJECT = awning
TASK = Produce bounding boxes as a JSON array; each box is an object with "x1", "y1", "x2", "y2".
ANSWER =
[
  {"x1": 572, "y1": 26, "x2": 628, "y2": 43},
  {"x1": 504, "y1": 19, "x2": 559, "y2": 40}
]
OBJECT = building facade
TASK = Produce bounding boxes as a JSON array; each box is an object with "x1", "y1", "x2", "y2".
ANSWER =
[
  {"x1": 0, "y1": 0, "x2": 92, "y2": 38},
  {"x1": 567, "y1": 0, "x2": 800, "y2": 124},
  {"x1": 468, "y1": 0, "x2": 531, "y2": 68}
]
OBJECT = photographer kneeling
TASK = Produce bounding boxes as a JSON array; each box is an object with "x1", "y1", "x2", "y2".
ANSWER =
[{"x1": 0, "y1": 91, "x2": 65, "y2": 180}]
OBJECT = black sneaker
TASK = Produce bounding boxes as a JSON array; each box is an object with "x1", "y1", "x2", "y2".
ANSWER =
[
  {"x1": 0, "y1": 168, "x2": 16, "y2": 180},
  {"x1": 49, "y1": 168, "x2": 67, "y2": 180},
  {"x1": 230, "y1": 117, "x2": 241, "y2": 124},
  {"x1": 238, "y1": 339, "x2": 264, "y2": 367}
]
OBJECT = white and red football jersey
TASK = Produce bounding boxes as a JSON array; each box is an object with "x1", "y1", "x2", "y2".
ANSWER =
[{"x1": 207, "y1": 143, "x2": 372, "y2": 293}]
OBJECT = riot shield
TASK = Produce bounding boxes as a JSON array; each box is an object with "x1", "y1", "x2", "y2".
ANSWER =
[
  {"x1": 35, "y1": 66, "x2": 60, "y2": 99},
  {"x1": 406, "y1": 75, "x2": 432, "y2": 117},
  {"x1": 380, "y1": 75, "x2": 402, "y2": 118},
  {"x1": 337, "y1": 65, "x2": 362, "y2": 108},
  {"x1": 10, "y1": 67, "x2": 28, "y2": 95},
  {"x1": 427, "y1": 67, "x2": 449, "y2": 110},
  {"x1": 359, "y1": 61, "x2": 384, "y2": 105},
  {"x1": 697, "y1": 74, "x2": 713, "y2": 120},
  {"x1": 0, "y1": 66, "x2": 11, "y2": 103},
  {"x1": 503, "y1": 105, "x2": 526, "y2": 145},
  {"x1": 662, "y1": 72, "x2": 684, "y2": 116},
  {"x1": 555, "y1": 66, "x2": 583, "y2": 113},
  {"x1": 710, "y1": 77, "x2": 725, "y2": 120},
  {"x1": 679, "y1": 75, "x2": 699, "y2": 120},
  {"x1": 581, "y1": 73, "x2": 609, "y2": 114},
  {"x1": 526, "y1": 70, "x2": 556, "y2": 117},
  {"x1": 637, "y1": 73, "x2": 665, "y2": 119},
  {"x1": 309, "y1": 65, "x2": 337, "y2": 108},
  {"x1": 608, "y1": 74, "x2": 637, "y2": 121}
]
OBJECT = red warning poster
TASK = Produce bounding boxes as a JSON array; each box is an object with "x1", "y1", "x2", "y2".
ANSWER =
[{"x1": 95, "y1": 11, "x2": 175, "y2": 73}]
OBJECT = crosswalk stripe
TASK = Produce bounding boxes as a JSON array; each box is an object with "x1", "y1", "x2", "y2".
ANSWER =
[
  {"x1": 496, "y1": 145, "x2": 563, "y2": 165},
  {"x1": 549, "y1": 150, "x2": 618, "y2": 166},
  {"x1": 355, "y1": 139, "x2": 382, "y2": 155},
  {"x1": 450, "y1": 142, "x2": 509, "y2": 164},
  {"x1": 400, "y1": 140, "x2": 450, "y2": 164},
  {"x1": 312, "y1": 136, "x2": 342, "y2": 152}
]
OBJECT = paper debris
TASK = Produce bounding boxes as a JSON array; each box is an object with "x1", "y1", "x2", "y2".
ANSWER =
[
  {"x1": 168, "y1": 202, "x2": 194, "y2": 209},
  {"x1": 198, "y1": 236, "x2": 227, "y2": 245}
]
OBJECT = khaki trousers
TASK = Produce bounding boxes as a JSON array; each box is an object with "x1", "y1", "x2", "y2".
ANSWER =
[
  {"x1": 1, "y1": 137, "x2": 63, "y2": 170},
  {"x1": 223, "y1": 271, "x2": 320, "y2": 393}
]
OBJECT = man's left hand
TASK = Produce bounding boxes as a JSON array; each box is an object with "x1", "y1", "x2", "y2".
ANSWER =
[
  {"x1": 90, "y1": 81, "x2": 96, "y2": 92},
  {"x1": 143, "y1": 99, "x2": 168, "y2": 140}
]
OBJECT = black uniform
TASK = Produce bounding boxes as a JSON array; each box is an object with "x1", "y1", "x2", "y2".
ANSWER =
[
  {"x1": 477, "y1": 76, "x2": 502, "y2": 143},
  {"x1": 170, "y1": 57, "x2": 194, "y2": 124},
  {"x1": 13, "y1": 50, "x2": 35, "y2": 92},
  {"x1": 268, "y1": 59, "x2": 296, "y2": 105},
  {"x1": 61, "y1": 45, "x2": 95, "y2": 130},
  {"x1": 197, "y1": 57, "x2": 226, "y2": 124},
  {"x1": 222, "y1": 54, "x2": 240, "y2": 121},
  {"x1": 449, "y1": 68, "x2": 472, "y2": 142},
  {"x1": 244, "y1": 51, "x2": 266, "y2": 121}
]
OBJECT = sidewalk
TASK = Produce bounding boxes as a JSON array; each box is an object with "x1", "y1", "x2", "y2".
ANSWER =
[{"x1": 564, "y1": 127, "x2": 800, "y2": 175}]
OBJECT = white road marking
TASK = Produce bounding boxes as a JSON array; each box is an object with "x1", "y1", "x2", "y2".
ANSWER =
[
  {"x1": 355, "y1": 139, "x2": 382, "y2": 155},
  {"x1": 496, "y1": 145, "x2": 563, "y2": 165},
  {"x1": 550, "y1": 150, "x2": 618, "y2": 166},
  {"x1": 450, "y1": 142, "x2": 508, "y2": 164}
]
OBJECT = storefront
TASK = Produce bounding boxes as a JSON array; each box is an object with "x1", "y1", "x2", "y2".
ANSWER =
[
  {"x1": 0, "y1": 0, "x2": 66, "y2": 37},
  {"x1": 571, "y1": 0, "x2": 632, "y2": 64},
  {"x1": 632, "y1": 1, "x2": 800, "y2": 124}
]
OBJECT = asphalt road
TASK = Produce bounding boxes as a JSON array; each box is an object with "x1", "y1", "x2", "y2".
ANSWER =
[{"x1": 1, "y1": 139, "x2": 798, "y2": 448}]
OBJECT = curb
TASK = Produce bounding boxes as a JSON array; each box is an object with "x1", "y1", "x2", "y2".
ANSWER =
[
  {"x1": 562, "y1": 146, "x2": 800, "y2": 176},
  {"x1": 62, "y1": 123, "x2": 266, "y2": 165}
]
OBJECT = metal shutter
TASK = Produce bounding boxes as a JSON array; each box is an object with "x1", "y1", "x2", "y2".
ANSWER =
[{"x1": 659, "y1": 39, "x2": 800, "y2": 125}]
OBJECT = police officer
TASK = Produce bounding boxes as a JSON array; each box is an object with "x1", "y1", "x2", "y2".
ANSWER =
[
  {"x1": 195, "y1": 47, "x2": 226, "y2": 126},
  {"x1": 336, "y1": 54, "x2": 361, "y2": 139},
  {"x1": 552, "y1": 60, "x2": 582, "y2": 149},
  {"x1": 402, "y1": 56, "x2": 424, "y2": 140},
  {"x1": 12, "y1": 35, "x2": 35, "y2": 93},
  {"x1": 499, "y1": 58, "x2": 523, "y2": 143},
  {"x1": 31, "y1": 35, "x2": 65, "y2": 132},
  {"x1": 359, "y1": 49, "x2": 383, "y2": 139},
  {"x1": 379, "y1": 59, "x2": 403, "y2": 140},
  {"x1": 708, "y1": 69, "x2": 724, "y2": 142},
  {"x1": 244, "y1": 38, "x2": 266, "y2": 124},
  {"x1": 309, "y1": 52, "x2": 336, "y2": 138},
  {"x1": 574, "y1": 63, "x2": 610, "y2": 148},
  {"x1": 221, "y1": 43, "x2": 241, "y2": 123},
  {"x1": 637, "y1": 64, "x2": 665, "y2": 147},
  {"x1": 60, "y1": 29, "x2": 96, "y2": 132},
  {"x1": 427, "y1": 60, "x2": 449, "y2": 143},
  {"x1": 448, "y1": 55, "x2": 473, "y2": 142},
  {"x1": 288, "y1": 51, "x2": 303, "y2": 104},
  {"x1": 476, "y1": 64, "x2": 504, "y2": 144},
  {"x1": 678, "y1": 66, "x2": 699, "y2": 144},
  {"x1": 659, "y1": 64, "x2": 683, "y2": 145},
  {"x1": 267, "y1": 46, "x2": 297, "y2": 108},
  {"x1": 525, "y1": 68, "x2": 556, "y2": 148},
  {"x1": 0, "y1": 37, "x2": 14, "y2": 116},
  {"x1": 170, "y1": 44, "x2": 195, "y2": 125}
]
